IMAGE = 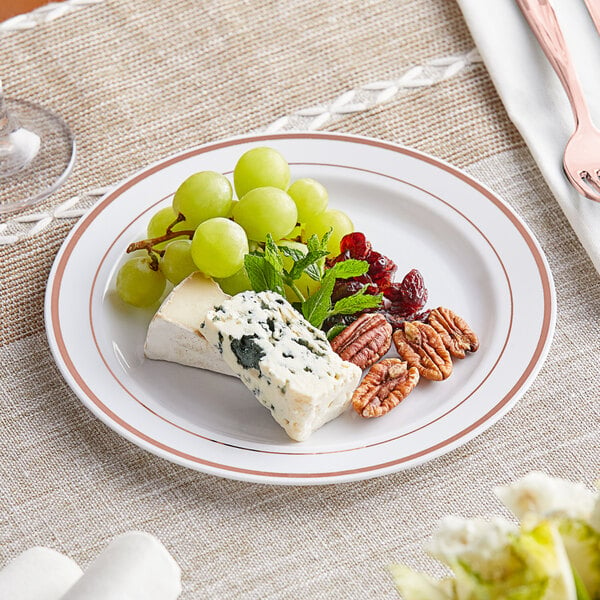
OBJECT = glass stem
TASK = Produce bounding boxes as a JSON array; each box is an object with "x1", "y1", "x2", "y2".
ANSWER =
[{"x1": 0, "y1": 79, "x2": 18, "y2": 137}]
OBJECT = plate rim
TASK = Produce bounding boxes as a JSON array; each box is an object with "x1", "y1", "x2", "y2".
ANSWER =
[{"x1": 44, "y1": 131, "x2": 556, "y2": 485}]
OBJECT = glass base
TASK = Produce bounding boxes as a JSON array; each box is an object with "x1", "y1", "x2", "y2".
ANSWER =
[{"x1": 0, "y1": 98, "x2": 76, "y2": 214}]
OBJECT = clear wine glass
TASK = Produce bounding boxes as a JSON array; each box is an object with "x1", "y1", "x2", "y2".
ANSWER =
[{"x1": 0, "y1": 78, "x2": 76, "y2": 213}]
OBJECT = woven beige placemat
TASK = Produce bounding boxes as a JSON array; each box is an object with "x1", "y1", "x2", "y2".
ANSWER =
[{"x1": 0, "y1": 1, "x2": 599, "y2": 598}]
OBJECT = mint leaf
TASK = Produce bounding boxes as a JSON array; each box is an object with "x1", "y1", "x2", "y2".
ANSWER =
[
  {"x1": 263, "y1": 264, "x2": 285, "y2": 296},
  {"x1": 244, "y1": 254, "x2": 285, "y2": 296},
  {"x1": 306, "y1": 233, "x2": 321, "y2": 253},
  {"x1": 263, "y1": 234, "x2": 284, "y2": 274},
  {"x1": 301, "y1": 273, "x2": 337, "y2": 328},
  {"x1": 331, "y1": 289, "x2": 383, "y2": 315},
  {"x1": 326, "y1": 324, "x2": 347, "y2": 341},
  {"x1": 301, "y1": 259, "x2": 369, "y2": 328},
  {"x1": 327, "y1": 258, "x2": 369, "y2": 280},
  {"x1": 244, "y1": 254, "x2": 270, "y2": 291},
  {"x1": 244, "y1": 254, "x2": 272, "y2": 291},
  {"x1": 306, "y1": 229, "x2": 332, "y2": 253},
  {"x1": 303, "y1": 258, "x2": 325, "y2": 281},
  {"x1": 319, "y1": 229, "x2": 332, "y2": 252},
  {"x1": 288, "y1": 250, "x2": 328, "y2": 281},
  {"x1": 278, "y1": 245, "x2": 305, "y2": 263},
  {"x1": 305, "y1": 265, "x2": 322, "y2": 281}
]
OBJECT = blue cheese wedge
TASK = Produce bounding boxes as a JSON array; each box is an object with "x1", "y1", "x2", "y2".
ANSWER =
[
  {"x1": 144, "y1": 272, "x2": 234, "y2": 376},
  {"x1": 202, "y1": 290, "x2": 362, "y2": 442}
]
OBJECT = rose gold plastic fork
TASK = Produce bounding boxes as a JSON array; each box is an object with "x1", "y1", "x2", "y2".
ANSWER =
[
  {"x1": 516, "y1": 0, "x2": 600, "y2": 202},
  {"x1": 583, "y1": 0, "x2": 600, "y2": 35}
]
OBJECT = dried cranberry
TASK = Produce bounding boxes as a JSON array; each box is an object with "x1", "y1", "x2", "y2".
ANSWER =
[
  {"x1": 388, "y1": 304, "x2": 415, "y2": 319},
  {"x1": 371, "y1": 269, "x2": 394, "y2": 290},
  {"x1": 325, "y1": 239, "x2": 428, "y2": 328},
  {"x1": 382, "y1": 307, "x2": 429, "y2": 330},
  {"x1": 368, "y1": 251, "x2": 397, "y2": 276},
  {"x1": 382, "y1": 312, "x2": 406, "y2": 330},
  {"x1": 327, "y1": 250, "x2": 351, "y2": 267},
  {"x1": 340, "y1": 232, "x2": 372, "y2": 260},
  {"x1": 353, "y1": 274, "x2": 373, "y2": 285},
  {"x1": 383, "y1": 283, "x2": 403, "y2": 303},
  {"x1": 384, "y1": 269, "x2": 428, "y2": 316},
  {"x1": 322, "y1": 313, "x2": 356, "y2": 332},
  {"x1": 385, "y1": 268, "x2": 427, "y2": 305},
  {"x1": 401, "y1": 269, "x2": 428, "y2": 308},
  {"x1": 331, "y1": 280, "x2": 365, "y2": 303},
  {"x1": 411, "y1": 309, "x2": 431, "y2": 322}
]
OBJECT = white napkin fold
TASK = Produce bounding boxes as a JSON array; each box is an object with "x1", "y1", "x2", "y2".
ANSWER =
[
  {"x1": 60, "y1": 532, "x2": 182, "y2": 600},
  {"x1": 0, "y1": 547, "x2": 83, "y2": 600},
  {"x1": 456, "y1": 0, "x2": 600, "y2": 275},
  {"x1": 0, "y1": 533, "x2": 182, "y2": 600}
]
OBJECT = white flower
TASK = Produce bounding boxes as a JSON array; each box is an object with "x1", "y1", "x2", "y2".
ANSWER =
[{"x1": 495, "y1": 471, "x2": 597, "y2": 521}]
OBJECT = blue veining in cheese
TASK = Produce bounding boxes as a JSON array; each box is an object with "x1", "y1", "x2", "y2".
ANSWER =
[{"x1": 202, "y1": 291, "x2": 362, "y2": 442}]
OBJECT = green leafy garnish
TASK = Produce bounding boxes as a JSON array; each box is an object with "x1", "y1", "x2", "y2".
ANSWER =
[
  {"x1": 301, "y1": 259, "x2": 382, "y2": 328},
  {"x1": 263, "y1": 235, "x2": 284, "y2": 273},
  {"x1": 244, "y1": 253, "x2": 285, "y2": 297},
  {"x1": 326, "y1": 324, "x2": 347, "y2": 341},
  {"x1": 332, "y1": 286, "x2": 384, "y2": 315},
  {"x1": 243, "y1": 232, "x2": 382, "y2": 329}
]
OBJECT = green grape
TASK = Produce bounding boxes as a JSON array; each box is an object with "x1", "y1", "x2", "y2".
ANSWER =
[
  {"x1": 233, "y1": 147, "x2": 290, "y2": 199},
  {"x1": 278, "y1": 240, "x2": 322, "y2": 302},
  {"x1": 161, "y1": 240, "x2": 197, "y2": 285},
  {"x1": 116, "y1": 256, "x2": 166, "y2": 307},
  {"x1": 147, "y1": 207, "x2": 185, "y2": 238},
  {"x1": 287, "y1": 178, "x2": 328, "y2": 223},
  {"x1": 227, "y1": 199, "x2": 238, "y2": 218},
  {"x1": 303, "y1": 209, "x2": 354, "y2": 256},
  {"x1": 191, "y1": 217, "x2": 249, "y2": 278},
  {"x1": 216, "y1": 266, "x2": 252, "y2": 295},
  {"x1": 232, "y1": 187, "x2": 297, "y2": 242},
  {"x1": 285, "y1": 224, "x2": 303, "y2": 240},
  {"x1": 146, "y1": 206, "x2": 189, "y2": 250},
  {"x1": 172, "y1": 171, "x2": 233, "y2": 229}
]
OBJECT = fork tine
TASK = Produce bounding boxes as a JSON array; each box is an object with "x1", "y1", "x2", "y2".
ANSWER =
[
  {"x1": 567, "y1": 169, "x2": 600, "y2": 202},
  {"x1": 562, "y1": 166, "x2": 600, "y2": 201},
  {"x1": 584, "y1": 170, "x2": 600, "y2": 200}
]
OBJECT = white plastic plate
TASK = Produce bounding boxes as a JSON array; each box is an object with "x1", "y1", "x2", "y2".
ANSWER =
[{"x1": 45, "y1": 133, "x2": 555, "y2": 485}]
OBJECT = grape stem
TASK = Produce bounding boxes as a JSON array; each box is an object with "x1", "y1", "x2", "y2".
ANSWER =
[
  {"x1": 125, "y1": 214, "x2": 193, "y2": 271},
  {"x1": 168, "y1": 212, "x2": 187, "y2": 232},
  {"x1": 148, "y1": 251, "x2": 160, "y2": 272},
  {"x1": 126, "y1": 229, "x2": 195, "y2": 254}
]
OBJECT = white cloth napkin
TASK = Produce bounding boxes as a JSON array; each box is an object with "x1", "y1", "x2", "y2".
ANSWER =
[
  {"x1": 60, "y1": 532, "x2": 181, "y2": 600},
  {"x1": 0, "y1": 532, "x2": 181, "y2": 600},
  {"x1": 456, "y1": 0, "x2": 600, "y2": 275},
  {"x1": 0, "y1": 547, "x2": 83, "y2": 600}
]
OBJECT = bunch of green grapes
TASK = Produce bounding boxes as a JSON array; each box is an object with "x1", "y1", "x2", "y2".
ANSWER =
[
  {"x1": 224, "y1": 147, "x2": 353, "y2": 298},
  {"x1": 116, "y1": 146, "x2": 354, "y2": 307}
]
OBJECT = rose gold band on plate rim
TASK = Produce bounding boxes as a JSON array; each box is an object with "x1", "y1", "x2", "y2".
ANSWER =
[{"x1": 49, "y1": 133, "x2": 554, "y2": 480}]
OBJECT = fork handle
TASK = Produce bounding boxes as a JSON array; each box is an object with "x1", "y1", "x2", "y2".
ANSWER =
[
  {"x1": 583, "y1": 0, "x2": 600, "y2": 36},
  {"x1": 516, "y1": 0, "x2": 592, "y2": 127}
]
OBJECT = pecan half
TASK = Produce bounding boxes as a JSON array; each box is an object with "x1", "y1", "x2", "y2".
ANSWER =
[
  {"x1": 392, "y1": 321, "x2": 452, "y2": 381},
  {"x1": 330, "y1": 313, "x2": 392, "y2": 369},
  {"x1": 428, "y1": 307, "x2": 479, "y2": 359},
  {"x1": 352, "y1": 358, "x2": 420, "y2": 418}
]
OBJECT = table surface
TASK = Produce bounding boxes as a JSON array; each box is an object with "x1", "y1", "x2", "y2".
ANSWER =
[{"x1": 0, "y1": 1, "x2": 598, "y2": 598}]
